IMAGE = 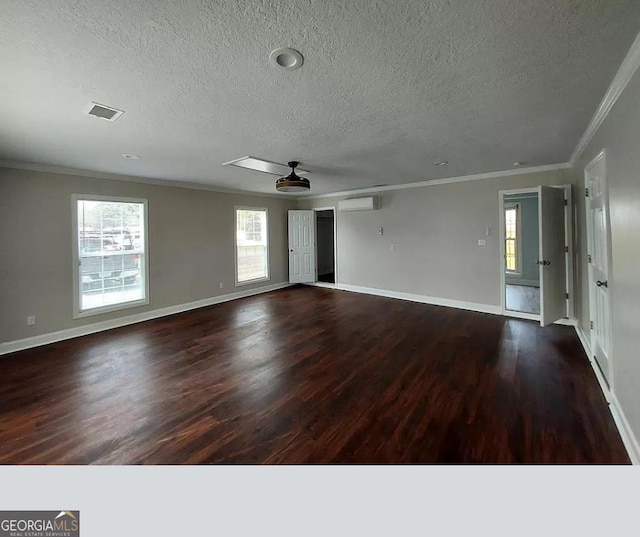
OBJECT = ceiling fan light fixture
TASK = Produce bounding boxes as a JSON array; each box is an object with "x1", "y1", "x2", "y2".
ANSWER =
[{"x1": 276, "y1": 161, "x2": 310, "y2": 192}]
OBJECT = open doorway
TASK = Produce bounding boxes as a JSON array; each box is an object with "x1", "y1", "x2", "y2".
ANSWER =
[
  {"x1": 499, "y1": 185, "x2": 573, "y2": 326},
  {"x1": 314, "y1": 208, "x2": 335, "y2": 284},
  {"x1": 504, "y1": 192, "x2": 540, "y2": 315}
]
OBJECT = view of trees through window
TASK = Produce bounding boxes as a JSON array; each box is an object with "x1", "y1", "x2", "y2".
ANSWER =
[
  {"x1": 236, "y1": 208, "x2": 268, "y2": 283},
  {"x1": 505, "y1": 206, "x2": 519, "y2": 272},
  {"x1": 77, "y1": 199, "x2": 146, "y2": 312}
]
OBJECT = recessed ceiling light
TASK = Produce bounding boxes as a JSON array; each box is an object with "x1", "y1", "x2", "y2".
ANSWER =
[
  {"x1": 434, "y1": 161, "x2": 448, "y2": 166},
  {"x1": 222, "y1": 156, "x2": 308, "y2": 175},
  {"x1": 513, "y1": 161, "x2": 525, "y2": 167},
  {"x1": 122, "y1": 154, "x2": 141, "y2": 160},
  {"x1": 269, "y1": 47, "x2": 304, "y2": 70}
]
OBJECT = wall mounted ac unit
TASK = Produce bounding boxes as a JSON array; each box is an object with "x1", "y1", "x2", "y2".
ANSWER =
[{"x1": 338, "y1": 196, "x2": 378, "y2": 212}]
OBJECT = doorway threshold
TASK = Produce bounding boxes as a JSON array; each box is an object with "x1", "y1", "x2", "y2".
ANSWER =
[
  {"x1": 503, "y1": 310, "x2": 540, "y2": 322},
  {"x1": 305, "y1": 282, "x2": 337, "y2": 289}
]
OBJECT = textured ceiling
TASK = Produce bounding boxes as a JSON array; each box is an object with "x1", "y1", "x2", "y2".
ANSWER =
[{"x1": 1, "y1": 0, "x2": 640, "y2": 195}]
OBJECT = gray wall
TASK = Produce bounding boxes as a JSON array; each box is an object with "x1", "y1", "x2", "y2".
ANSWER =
[
  {"x1": 299, "y1": 168, "x2": 574, "y2": 307},
  {"x1": 574, "y1": 66, "x2": 640, "y2": 448},
  {"x1": 504, "y1": 194, "x2": 540, "y2": 286},
  {"x1": 0, "y1": 167, "x2": 296, "y2": 344},
  {"x1": 316, "y1": 211, "x2": 335, "y2": 276}
]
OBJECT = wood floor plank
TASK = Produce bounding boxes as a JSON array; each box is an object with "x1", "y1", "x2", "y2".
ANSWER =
[{"x1": 0, "y1": 286, "x2": 629, "y2": 464}]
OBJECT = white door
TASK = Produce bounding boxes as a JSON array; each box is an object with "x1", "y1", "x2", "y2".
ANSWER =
[
  {"x1": 539, "y1": 186, "x2": 567, "y2": 326},
  {"x1": 288, "y1": 210, "x2": 315, "y2": 283},
  {"x1": 585, "y1": 152, "x2": 612, "y2": 383}
]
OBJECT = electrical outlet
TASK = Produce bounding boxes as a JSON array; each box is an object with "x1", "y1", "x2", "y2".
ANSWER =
[
  {"x1": 478, "y1": 239, "x2": 486, "y2": 246},
  {"x1": 27, "y1": 315, "x2": 36, "y2": 326},
  {"x1": 219, "y1": 282, "x2": 224, "y2": 289},
  {"x1": 390, "y1": 243, "x2": 396, "y2": 251}
]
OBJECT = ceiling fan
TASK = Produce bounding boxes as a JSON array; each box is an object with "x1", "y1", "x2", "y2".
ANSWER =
[{"x1": 275, "y1": 161, "x2": 310, "y2": 193}]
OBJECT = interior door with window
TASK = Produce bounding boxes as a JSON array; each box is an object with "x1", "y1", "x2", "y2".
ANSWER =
[
  {"x1": 538, "y1": 186, "x2": 567, "y2": 326},
  {"x1": 585, "y1": 152, "x2": 612, "y2": 383},
  {"x1": 288, "y1": 210, "x2": 315, "y2": 283}
]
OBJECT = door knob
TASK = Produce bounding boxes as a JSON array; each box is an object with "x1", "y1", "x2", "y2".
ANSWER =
[
  {"x1": 544, "y1": 260, "x2": 550, "y2": 265},
  {"x1": 596, "y1": 280, "x2": 608, "y2": 288}
]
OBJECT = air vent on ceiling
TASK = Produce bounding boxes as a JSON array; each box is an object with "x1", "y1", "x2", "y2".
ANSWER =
[{"x1": 84, "y1": 102, "x2": 124, "y2": 122}]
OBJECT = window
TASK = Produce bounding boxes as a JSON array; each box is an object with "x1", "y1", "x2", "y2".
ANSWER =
[
  {"x1": 73, "y1": 195, "x2": 148, "y2": 317},
  {"x1": 235, "y1": 207, "x2": 269, "y2": 284},
  {"x1": 504, "y1": 203, "x2": 522, "y2": 274}
]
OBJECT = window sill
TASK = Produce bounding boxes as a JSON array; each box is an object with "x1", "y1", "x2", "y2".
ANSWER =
[{"x1": 74, "y1": 297, "x2": 150, "y2": 319}]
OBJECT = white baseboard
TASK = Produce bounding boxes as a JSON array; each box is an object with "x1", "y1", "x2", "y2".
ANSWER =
[
  {"x1": 332, "y1": 283, "x2": 502, "y2": 315},
  {"x1": 574, "y1": 325, "x2": 639, "y2": 464},
  {"x1": 609, "y1": 393, "x2": 640, "y2": 465},
  {"x1": 575, "y1": 326, "x2": 611, "y2": 403},
  {"x1": 0, "y1": 282, "x2": 293, "y2": 356}
]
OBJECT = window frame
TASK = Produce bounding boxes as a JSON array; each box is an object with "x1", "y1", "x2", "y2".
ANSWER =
[
  {"x1": 71, "y1": 194, "x2": 150, "y2": 318},
  {"x1": 504, "y1": 202, "x2": 522, "y2": 276},
  {"x1": 234, "y1": 206, "x2": 270, "y2": 287}
]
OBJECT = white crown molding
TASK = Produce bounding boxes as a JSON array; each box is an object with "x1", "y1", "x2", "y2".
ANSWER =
[
  {"x1": 0, "y1": 282, "x2": 292, "y2": 356},
  {"x1": 0, "y1": 160, "x2": 292, "y2": 200},
  {"x1": 570, "y1": 30, "x2": 640, "y2": 165},
  {"x1": 0, "y1": 159, "x2": 572, "y2": 201},
  {"x1": 299, "y1": 162, "x2": 572, "y2": 200}
]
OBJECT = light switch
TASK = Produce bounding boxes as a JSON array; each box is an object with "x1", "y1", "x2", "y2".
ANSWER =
[{"x1": 478, "y1": 239, "x2": 486, "y2": 246}]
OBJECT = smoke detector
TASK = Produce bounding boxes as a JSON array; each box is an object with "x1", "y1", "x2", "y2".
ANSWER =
[
  {"x1": 84, "y1": 102, "x2": 124, "y2": 122},
  {"x1": 269, "y1": 48, "x2": 304, "y2": 70}
]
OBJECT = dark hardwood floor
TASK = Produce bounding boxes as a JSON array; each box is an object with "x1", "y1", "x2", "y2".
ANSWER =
[{"x1": 0, "y1": 286, "x2": 628, "y2": 464}]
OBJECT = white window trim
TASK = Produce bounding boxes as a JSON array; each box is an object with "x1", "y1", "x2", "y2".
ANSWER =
[
  {"x1": 71, "y1": 194, "x2": 150, "y2": 318},
  {"x1": 504, "y1": 202, "x2": 522, "y2": 277},
  {"x1": 234, "y1": 206, "x2": 270, "y2": 287}
]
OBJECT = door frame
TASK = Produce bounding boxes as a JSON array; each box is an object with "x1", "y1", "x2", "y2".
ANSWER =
[
  {"x1": 498, "y1": 185, "x2": 574, "y2": 322},
  {"x1": 584, "y1": 150, "x2": 614, "y2": 385},
  {"x1": 311, "y1": 206, "x2": 338, "y2": 286}
]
